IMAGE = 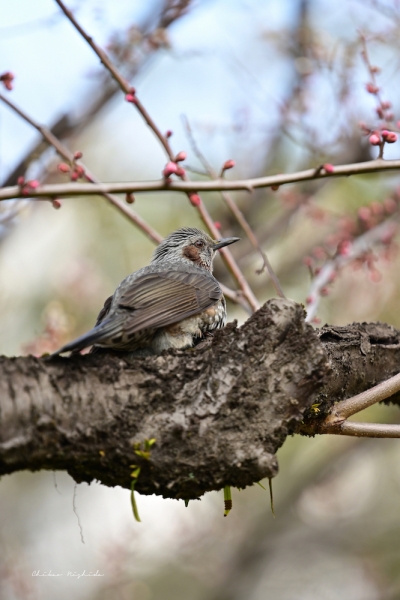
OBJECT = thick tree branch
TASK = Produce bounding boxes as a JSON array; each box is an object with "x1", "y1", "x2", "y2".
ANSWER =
[
  {"x1": 2, "y1": 158, "x2": 400, "y2": 202},
  {"x1": 2, "y1": 300, "x2": 400, "y2": 498},
  {"x1": 0, "y1": 299, "x2": 328, "y2": 499}
]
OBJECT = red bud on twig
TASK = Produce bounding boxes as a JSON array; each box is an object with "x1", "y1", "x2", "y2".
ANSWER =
[
  {"x1": 382, "y1": 131, "x2": 397, "y2": 143},
  {"x1": 188, "y1": 193, "x2": 201, "y2": 206},
  {"x1": 366, "y1": 83, "x2": 379, "y2": 94},
  {"x1": 51, "y1": 198, "x2": 62, "y2": 209},
  {"x1": 0, "y1": 71, "x2": 14, "y2": 91},
  {"x1": 369, "y1": 133, "x2": 381, "y2": 146},
  {"x1": 163, "y1": 162, "x2": 179, "y2": 178},
  {"x1": 175, "y1": 151, "x2": 187, "y2": 162},
  {"x1": 222, "y1": 159, "x2": 235, "y2": 172}
]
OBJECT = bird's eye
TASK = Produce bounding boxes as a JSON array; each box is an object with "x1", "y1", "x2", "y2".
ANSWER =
[{"x1": 195, "y1": 240, "x2": 204, "y2": 248}]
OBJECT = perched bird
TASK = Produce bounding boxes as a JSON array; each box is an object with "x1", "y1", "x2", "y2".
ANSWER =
[{"x1": 51, "y1": 227, "x2": 239, "y2": 357}]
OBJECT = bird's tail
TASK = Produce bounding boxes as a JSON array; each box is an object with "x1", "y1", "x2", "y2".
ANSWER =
[{"x1": 49, "y1": 317, "x2": 122, "y2": 358}]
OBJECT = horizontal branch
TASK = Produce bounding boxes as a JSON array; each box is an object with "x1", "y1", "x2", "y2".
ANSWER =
[
  {"x1": 2, "y1": 301, "x2": 400, "y2": 497},
  {"x1": 2, "y1": 158, "x2": 400, "y2": 202},
  {"x1": 0, "y1": 299, "x2": 328, "y2": 499},
  {"x1": 327, "y1": 421, "x2": 400, "y2": 438}
]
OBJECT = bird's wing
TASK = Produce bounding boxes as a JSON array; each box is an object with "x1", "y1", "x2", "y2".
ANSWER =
[{"x1": 117, "y1": 268, "x2": 222, "y2": 333}]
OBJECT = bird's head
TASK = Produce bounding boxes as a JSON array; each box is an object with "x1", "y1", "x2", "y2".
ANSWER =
[{"x1": 152, "y1": 227, "x2": 240, "y2": 271}]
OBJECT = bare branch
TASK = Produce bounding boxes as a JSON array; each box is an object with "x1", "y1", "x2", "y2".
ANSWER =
[
  {"x1": 329, "y1": 421, "x2": 400, "y2": 438},
  {"x1": 3, "y1": 157, "x2": 400, "y2": 202}
]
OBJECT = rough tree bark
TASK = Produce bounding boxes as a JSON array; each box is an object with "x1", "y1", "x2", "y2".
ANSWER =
[{"x1": 1, "y1": 298, "x2": 399, "y2": 500}]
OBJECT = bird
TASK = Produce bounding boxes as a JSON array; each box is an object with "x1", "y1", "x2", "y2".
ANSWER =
[{"x1": 51, "y1": 227, "x2": 240, "y2": 357}]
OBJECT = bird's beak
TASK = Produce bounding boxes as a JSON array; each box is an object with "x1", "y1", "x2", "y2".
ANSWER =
[{"x1": 212, "y1": 237, "x2": 240, "y2": 251}]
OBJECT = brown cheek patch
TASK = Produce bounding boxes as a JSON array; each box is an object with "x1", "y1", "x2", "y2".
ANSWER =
[{"x1": 183, "y1": 245, "x2": 201, "y2": 262}]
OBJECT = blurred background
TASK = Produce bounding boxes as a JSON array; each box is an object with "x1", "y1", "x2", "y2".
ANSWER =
[{"x1": 2, "y1": 0, "x2": 400, "y2": 598}]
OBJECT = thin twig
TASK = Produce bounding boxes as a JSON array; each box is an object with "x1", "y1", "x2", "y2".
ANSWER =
[
  {"x1": 300, "y1": 371, "x2": 400, "y2": 438},
  {"x1": 328, "y1": 371, "x2": 400, "y2": 421},
  {"x1": 3, "y1": 157, "x2": 400, "y2": 202},
  {"x1": 182, "y1": 115, "x2": 286, "y2": 298},
  {"x1": 54, "y1": 0, "x2": 260, "y2": 312}
]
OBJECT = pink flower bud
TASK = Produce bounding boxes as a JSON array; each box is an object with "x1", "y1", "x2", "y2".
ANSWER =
[
  {"x1": 370, "y1": 66, "x2": 380, "y2": 74},
  {"x1": 386, "y1": 132, "x2": 397, "y2": 143},
  {"x1": 74, "y1": 151, "x2": 83, "y2": 160},
  {"x1": 28, "y1": 180, "x2": 39, "y2": 189},
  {"x1": 125, "y1": 193, "x2": 135, "y2": 204},
  {"x1": 337, "y1": 240, "x2": 352, "y2": 256},
  {"x1": 125, "y1": 93, "x2": 137, "y2": 103},
  {"x1": 21, "y1": 186, "x2": 30, "y2": 196},
  {"x1": 165, "y1": 130, "x2": 173, "y2": 138},
  {"x1": 323, "y1": 163, "x2": 334, "y2": 173},
  {"x1": 320, "y1": 287, "x2": 329, "y2": 296},
  {"x1": 312, "y1": 317, "x2": 321, "y2": 325},
  {"x1": 52, "y1": 198, "x2": 62, "y2": 209},
  {"x1": 366, "y1": 83, "x2": 379, "y2": 94},
  {"x1": 70, "y1": 171, "x2": 79, "y2": 181},
  {"x1": 271, "y1": 184, "x2": 280, "y2": 191},
  {"x1": 17, "y1": 176, "x2": 25, "y2": 186},
  {"x1": 175, "y1": 151, "x2": 187, "y2": 162},
  {"x1": 175, "y1": 167, "x2": 185, "y2": 177},
  {"x1": 162, "y1": 162, "x2": 178, "y2": 178},
  {"x1": 58, "y1": 163, "x2": 70, "y2": 173},
  {"x1": 305, "y1": 295, "x2": 314, "y2": 304},
  {"x1": 188, "y1": 193, "x2": 201, "y2": 206},
  {"x1": 386, "y1": 112, "x2": 394, "y2": 121},
  {"x1": 222, "y1": 159, "x2": 235, "y2": 171},
  {"x1": 302, "y1": 256, "x2": 313, "y2": 267},
  {"x1": 214, "y1": 221, "x2": 221, "y2": 229},
  {"x1": 376, "y1": 107, "x2": 384, "y2": 118},
  {"x1": 0, "y1": 71, "x2": 14, "y2": 91},
  {"x1": 369, "y1": 133, "x2": 381, "y2": 146}
]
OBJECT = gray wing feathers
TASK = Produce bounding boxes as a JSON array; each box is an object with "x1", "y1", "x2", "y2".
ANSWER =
[{"x1": 50, "y1": 266, "x2": 222, "y2": 356}]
